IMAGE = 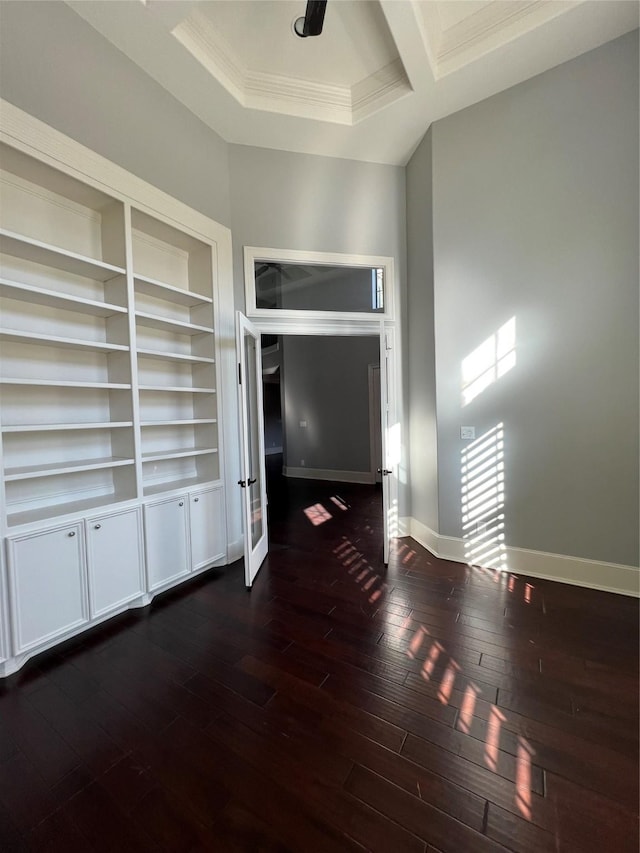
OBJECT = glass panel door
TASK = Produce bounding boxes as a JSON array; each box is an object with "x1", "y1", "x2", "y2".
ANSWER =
[
  {"x1": 236, "y1": 312, "x2": 268, "y2": 586},
  {"x1": 380, "y1": 322, "x2": 391, "y2": 565}
]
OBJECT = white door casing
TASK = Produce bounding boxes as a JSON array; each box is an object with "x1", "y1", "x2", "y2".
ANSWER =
[{"x1": 242, "y1": 247, "x2": 401, "y2": 569}]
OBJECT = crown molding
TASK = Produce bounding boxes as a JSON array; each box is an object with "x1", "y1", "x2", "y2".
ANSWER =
[
  {"x1": 171, "y1": 8, "x2": 410, "y2": 126},
  {"x1": 172, "y1": 12, "x2": 246, "y2": 104},
  {"x1": 352, "y1": 59, "x2": 413, "y2": 123},
  {"x1": 244, "y1": 70, "x2": 352, "y2": 124},
  {"x1": 418, "y1": 0, "x2": 582, "y2": 79},
  {"x1": 439, "y1": 1, "x2": 544, "y2": 61}
]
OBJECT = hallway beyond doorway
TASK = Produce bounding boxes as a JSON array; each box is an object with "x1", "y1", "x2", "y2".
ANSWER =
[{"x1": 265, "y1": 452, "x2": 384, "y2": 565}]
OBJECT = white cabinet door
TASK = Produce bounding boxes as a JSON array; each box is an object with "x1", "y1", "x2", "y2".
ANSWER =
[
  {"x1": 144, "y1": 496, "x2": 189, "y2": 591},
  {"x1": 190, "y1": 487, "x2": 226, "y2": 571},
  {"x1": 7, "y1": 523, "x2": 88, "y2": 654},
  {"x1": 0, "y1": 554, "x2": 8, "y2": 663},
  {"x1": 85, "y1": 508, "x2": 145, "y2": 618}
]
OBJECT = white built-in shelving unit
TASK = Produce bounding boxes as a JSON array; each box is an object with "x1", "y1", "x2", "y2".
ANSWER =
[
  {"x1": 0, "y1": 146, "x2": 135, "y2": 528},
  {"x1": 0, "y1": 125, "x2": 232, "y2": 676},
  {"x1": 131, "y1": 208, "x2": 219, "y2": 498}
]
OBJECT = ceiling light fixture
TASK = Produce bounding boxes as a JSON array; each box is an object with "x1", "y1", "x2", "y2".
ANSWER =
[{"x1": 293, "y1": 0, "x2": 327, "y2": 38}]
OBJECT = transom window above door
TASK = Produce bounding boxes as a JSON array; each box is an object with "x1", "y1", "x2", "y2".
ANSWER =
[{"x1": 244, "y1": 247, "x2": 394, "y2": 321}]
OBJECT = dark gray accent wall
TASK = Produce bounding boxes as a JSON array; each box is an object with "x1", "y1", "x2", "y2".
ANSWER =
[
  {"x1": 421, "y1": 31, "x2": 639, "y2": 566},
  {"x1": 406, "y1": 129, "x2": 438, "y2": 532},
  {"x1": 0, "y1": 1, "x2": 231, "y2": 227}
]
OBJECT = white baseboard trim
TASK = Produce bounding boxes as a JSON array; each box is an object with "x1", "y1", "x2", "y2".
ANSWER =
[
  {"x1": 403, "y1": 517, "x2": 640, "y2": 597},
  {"x1": 283, "y1": 466, "x2": 375, "y2": 485}
]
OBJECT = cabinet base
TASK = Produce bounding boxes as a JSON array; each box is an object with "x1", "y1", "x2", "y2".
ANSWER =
[{"x1": 0, "y1": 557, "x2": 230, "y2": 678}]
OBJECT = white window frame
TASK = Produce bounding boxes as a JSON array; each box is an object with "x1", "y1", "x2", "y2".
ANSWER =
[{"x1": 244, "y1": 246, "x2": 395, "y2": 326}]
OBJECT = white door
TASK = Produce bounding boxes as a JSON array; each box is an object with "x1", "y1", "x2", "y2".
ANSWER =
[
  {"x1": 369, "y1": 364, "x2": 382, "y2": 484},
  {"x1": 236, "y1": 312, "x2": 268, "y2": 587},
  {"x1": 379, "y1": 323, "x2": 393, "y2": 566}
]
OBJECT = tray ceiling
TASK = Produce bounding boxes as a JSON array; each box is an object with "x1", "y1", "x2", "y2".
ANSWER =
[{"x1": 66, "y1": 0, "x2": 639, "y2": 165}]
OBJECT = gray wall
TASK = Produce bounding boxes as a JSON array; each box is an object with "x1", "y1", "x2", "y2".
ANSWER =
[
  {"x1": 230, "y1": 144, "x2": 408, "y2": 511},
  {"x1": 5, "y1": 0, "x2": 634, "y2": 565},
  {"x1": 422, "y1": 31, "x2": 639, "y2": 566},
  {"x1": 0, "y1": 1, "x2": 231, "y2": 227},
  {"x1": 229, "y1": 144, "x2": 406, "y2": 309},
  {"x1": 406, "y1": 129, "x2": 439, "y2": 532},
  {"x1": 280, "y1": 336, "x2": 380, "y2": 475}
]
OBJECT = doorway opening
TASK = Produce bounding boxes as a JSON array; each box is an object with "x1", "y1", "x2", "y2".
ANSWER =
[
  {"x1": 237, "y1": 246, "x2": 399, "y2": 586},
  {"x1": 261, "y1": 333, "x2": 384, "y2": 563}
]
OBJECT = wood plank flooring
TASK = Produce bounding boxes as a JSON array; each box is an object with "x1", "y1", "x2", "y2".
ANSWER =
[{"x1": 0, "y1": 471, "x2": 638, "y2": 851}]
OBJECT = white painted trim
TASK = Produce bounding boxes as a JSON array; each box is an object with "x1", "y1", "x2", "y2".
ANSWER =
[
  {"x1": 244, "y1": 245, "x2": 395, "y2": 323},
  {"x1": 247, "y1": 315, "x2": 388, "y2": 338},
  {"x1": 172, "y1": 12, "x2": 246, "y2": 106},
  {"x1": 414, "y1": 0, "x2": 582, "y2": 80},
  {"x1": 405, "y1": 517, "x2": 640, "y2": 598},
  {"x1": 242, "y1": 244, "x2": 403, "y2": 569},
  {"x1": 0, "y1": 100, "x2": 231, "y2": 246},
  {"x1": 0, "y1": 171, "x2": 102, "y2": 224},
  {"x1": 284, "y1": 466, "x2": 375, "y2": 485},
  {"x1": 227, "y1": 537, "x2": 244, "y2": 563},
  {"x1": 245, "y1": 70, "x2": 352, "y2": 125},
  {"x1": 172, "y1": 12, "x2": 409, "y2": 126},
  {"x1": 351, "y1": 59, "x2": 412, "y2": 123}
]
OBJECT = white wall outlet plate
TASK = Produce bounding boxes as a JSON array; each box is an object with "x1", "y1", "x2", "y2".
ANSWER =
[{"x1": 460, "y1": 426, "x2": 476, "y2": 440}]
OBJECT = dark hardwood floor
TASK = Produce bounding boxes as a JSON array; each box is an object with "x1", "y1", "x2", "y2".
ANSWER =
[{"x1": 0, "y1": 464, "x2": 638, "y2": 851}]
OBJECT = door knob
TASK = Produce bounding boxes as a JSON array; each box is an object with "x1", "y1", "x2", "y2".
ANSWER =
[
  {"x1": 94, "y1": 524, "x2": 101, "y2": 530},
  {"x1": 68, "y1": 531, "x2": 76, "y2": 537},
  {"x1": 238, "y1": 479, "x2": 246, "y2": 488},
  {"x1": 194, "y1": 497, "x2": 199, "y2": 502},
  {"x1": 377, "y1": 468, "x2": 392, "y2": 475},
  {"x1": 248, "y1": 477, "x2": 257, "y2": 486}
]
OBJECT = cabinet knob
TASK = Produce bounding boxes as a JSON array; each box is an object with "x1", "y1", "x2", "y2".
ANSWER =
[
  {"x1": 68, "y1": 531, "x2": 76, "y2": 537},
  {"x1": 94, "y1": 524, "x2": 101, "y2": 530},
  {"x1": 179, "y1": 501, "x2": 184, "y2": 507},
  {"x1": 194, "y1": 497, "x2": 199, "y2": 502}
]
